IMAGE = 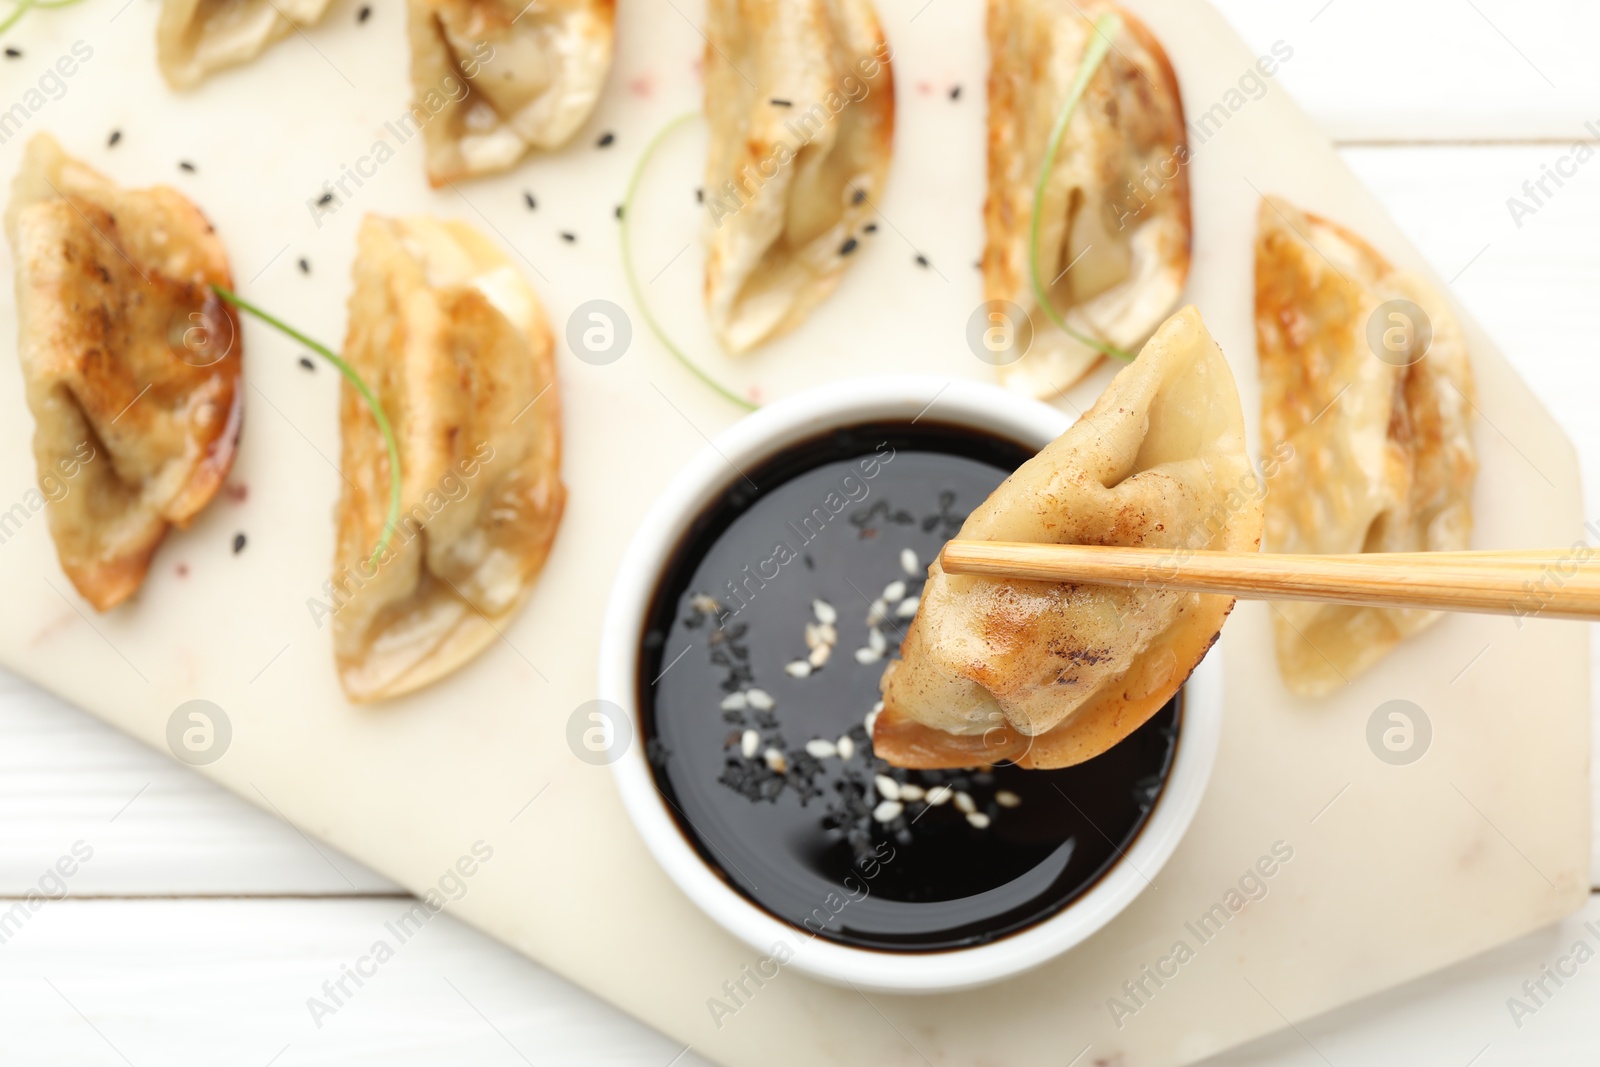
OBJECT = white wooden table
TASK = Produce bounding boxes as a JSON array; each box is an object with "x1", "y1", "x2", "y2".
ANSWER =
[{"x1": 3, "y1": 1, "x2": 1599, "y2": 1063}]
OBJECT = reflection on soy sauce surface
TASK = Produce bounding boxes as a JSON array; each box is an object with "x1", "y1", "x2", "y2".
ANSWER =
[{"x1": 640, "y1": 422, "x2": 1179, "y2": 951}]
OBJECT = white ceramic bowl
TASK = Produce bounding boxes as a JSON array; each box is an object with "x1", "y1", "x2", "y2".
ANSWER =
[{"x1": 599, "y1": 375, "x2": 1222, "y2": 993}]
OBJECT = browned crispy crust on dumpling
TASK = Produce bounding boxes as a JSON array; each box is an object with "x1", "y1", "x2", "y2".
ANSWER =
[
  {"x1": 702, "y1": 0, "x2": 894, "y2": 355},
  {"x1": 985, "y1": 0, "x2": 1190, "y2": 398},
  {"x1": 5, "y1": 133, "x2": 242, "y2": 611},
  {"x1": 331, "y1": 215, "x2": 564, "y2": 703},
  {"x1": 1255, "y1": 196, "x2": 1476, "y2": 696},
  {"x1": 874, "y1": 629, "x2": 1229, "y2": 770},
  {"x1": 408, "y1": 0, "x2": 615, "y2": 187},
  {"x1": 875, "y1": 308, "x2": 1259, "y2": 769},
  {"x1": 158, "y1": 0, "x2": 334, "y2": 90}
]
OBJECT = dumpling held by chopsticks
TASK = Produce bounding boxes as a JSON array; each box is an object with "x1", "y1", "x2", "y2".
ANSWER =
[{"x1": 874, "y1": 307, "x2": 1260, "y2": 770}]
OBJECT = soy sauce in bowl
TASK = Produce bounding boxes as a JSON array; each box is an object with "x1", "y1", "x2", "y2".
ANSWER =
[{"x1": 638, "y1": 421, "x2": 1179, "y2": 952}]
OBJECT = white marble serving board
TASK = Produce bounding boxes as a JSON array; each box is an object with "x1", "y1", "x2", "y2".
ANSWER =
[{"x1": 0, "y1": 2, "x2": 1588, "y2": 1065}]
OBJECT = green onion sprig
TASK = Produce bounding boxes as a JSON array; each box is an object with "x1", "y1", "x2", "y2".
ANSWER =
[
  {"x1": 1027, "y1": 11, "x2": 1135, "y2": 363},
  {"x1": 620, "y1": 111, "x2": 757, "y2": 412},
  {"x1": 211, "y1": 284, "x2": 402, "y2": 566},
  {"x1": 1, "y1": 0, "x2": 88, "y2": 37}
]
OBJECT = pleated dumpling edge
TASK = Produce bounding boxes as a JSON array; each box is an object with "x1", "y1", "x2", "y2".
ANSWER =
[
  {"x1": 702, "y1": 0, "x2": 895, "y2": 356},
  {"x1": 330, "y1": 214, "x2": 565, "y2": 703}
]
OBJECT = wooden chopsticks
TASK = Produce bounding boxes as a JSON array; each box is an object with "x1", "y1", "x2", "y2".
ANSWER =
[{"x1": 937, "y1": 542, "x2": 1600, "y2": 621}]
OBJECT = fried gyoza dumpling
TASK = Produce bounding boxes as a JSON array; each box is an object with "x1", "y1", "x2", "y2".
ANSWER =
[
  {"x1": 875, "y1": 308, "x2": 1259, "y2": 769},
  {"x1": 331, "y1": 215, "x2": 564, "y2": 702},
  {"x1": 5, "y1": 133, "x2": 242, "y2": 611},
  {"x1": 1256, "y1": 197, "x2": 1476, "y2": 697},
  {"x1": 158, "y1": 0, "x2": 334, "y2": 90},
  {"x1": 984, "y1": 0, "x2": 1190, "y2": 398},
  {"x1": 408, "y1": 0, "x2": 615, "y2": 186},
  {"x1": 702, "y1": 0, "x2": 894, "y2": 355}
]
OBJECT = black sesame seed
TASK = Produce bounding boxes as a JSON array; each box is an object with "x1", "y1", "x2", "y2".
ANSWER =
[
  {"x1": 357, "y1": 4, "x2": 371, "y2": 21},
  {"x1": 769, "y1": 98, "x2": 792, "y2": 107},
  {"x1": 839, "y1": 237, "x2": 859, "y2": 256},
  {"x1": 523, "y1": 191, "x2": 537, "y2": 210},
  {"x1": 596, "y1": 131, "x2": 615, "y2": 148},
  {"x1": 5, "y1": 47, "x2": 21, "y2": 59},
  {"x1": 299, "y1": 356, "x2": 315, "y2": 371},
  {"x1": 949, "y1": 85, "x2": 962, "y2": 101},
  {"x1": 864, "y1": 223, "x2": 878, "y2": 233},
  {"x1": 851, "y1": 188, "x2": 866, "y2": 204},
  {"x1": 916, "y1": 254, "x2": 930, "y2": 268},
  {"x1": 179, "y1": 160, "x2": 196, "y2": 172},
  {"x1": 108, "y1": 130, "x2": 122, "y2": 147},
  {"x1": 695, "y1": 187, "x2": 704, "y2": 203},
  {"x1": 317, "y1": 192, "x2": 333, "y2": 206},
  {"x1": 615, "y1": 204, "x2": 624, "y2": 220},
  {"x1": 232, "y1": 532, "x2": 247, "y2": 554},
  {"x1": 560, "y1": 231, "x2": 576, "y2": 243},
  {"x1": 298, "y1": 257, "x2": 310, "y2": 273}
]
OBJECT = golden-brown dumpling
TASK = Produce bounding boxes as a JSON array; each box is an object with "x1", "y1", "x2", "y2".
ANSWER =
[
  {"x1": 330, "y1": 215, "x2": 564, "y2": 703},
  {"x1": 1256, "y1": 196, "x2": 1476, "y2": 696},
  {"x1": 875, "y1": 308, "x2": 1259, "y2": 770},
  {"x1": 984, "y1": 0, "x2": 1190, "y2": 398},
  {"x1": 158, "y1": 0, "x2": 334, "y2": 90},
  {"x1": 408, "y1": 0, "x2": 615, "y2": 186},
  {"x1": 5, "y1": 133, "x2": 242, "y2": 611},
  {"x1": 702, "y1": 0, "x2": 894, "y2": 355}
]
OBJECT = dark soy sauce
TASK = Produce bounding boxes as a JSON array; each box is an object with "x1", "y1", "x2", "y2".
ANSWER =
[{"x1": 639, "y1": 421, "x2": 1179, "y2": 952}]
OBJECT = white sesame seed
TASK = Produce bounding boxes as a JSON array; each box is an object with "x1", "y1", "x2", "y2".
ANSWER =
[
  {"x1": 817, "y1": 622, "x2": 838, "y2": 646},
  {"x1": 867, "y1": 598, "x2": 888, "y2": 625},
  {"x1": 837, "y1": 736, "x2": 855, "y2": 760},
  {"x1": 966, "y1": 811, "x2": 992, "y2": 829},
  {"x1": 864, "y1": 707, "x2": 881, "y2": 735},
  {"x1": 804, "y1": 623, "x2": 823, "y2": 650},
  {"x1": 872, "y1": 800, "x2": 904, "y2": 823},
  {"x1": 746, "y1": 688, "x2": 775, "y2": 710},
  {"x1": 805, "y1": 738, "x2": 838, "y2": 759},
  {"x1": 764, "y1": 748, "x2": 788, "y2": 773},
  {"x1": 784, "y1": 660, "x2": 812, "y2": 678},
  {"x1": 954, "y1": 791, "x2": 976, "y2": 814},
  {"x1": 882, "y1": 580, "x2": 907, "y2": 603},
  {"x1": 896, "y1": 596, "x2": 920, "y2": 618},
  {"x1": 691, "y1": 593, "x2": 721, "y2": 614},
  {"x1": 740, "y1": 730, "x2": 760, "y2": 759},
  {"x1": 995, "y1": 790, "x2": 1022, "y2": 808},
  {"x1": 898, "y1": 783, "x2": 925, "y2": 802},
  {"x1": 874, "y1": 775, "x2": 901, "y2": 801},
  {"x1": 808, "y1": 643, "x2": 831, "y2": 668},
  {"x1": 868, "y1": 627, "x2": 887, "y2": 654},
  {"x1": 812, "y1": 599, "x2": 838, "y2": 625},
  {"x1": 721, "y1": 692, "x2": 748, "y2": 711},
  {"x1": 900, "y1": 548, "x2": 919, "y2": 575},
  {"x1": 925, "y1": 785, "x2": 953, "y2": 806},
  {"x1": 853, "y1": 646, "x2": 882, "y2": 665}
]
